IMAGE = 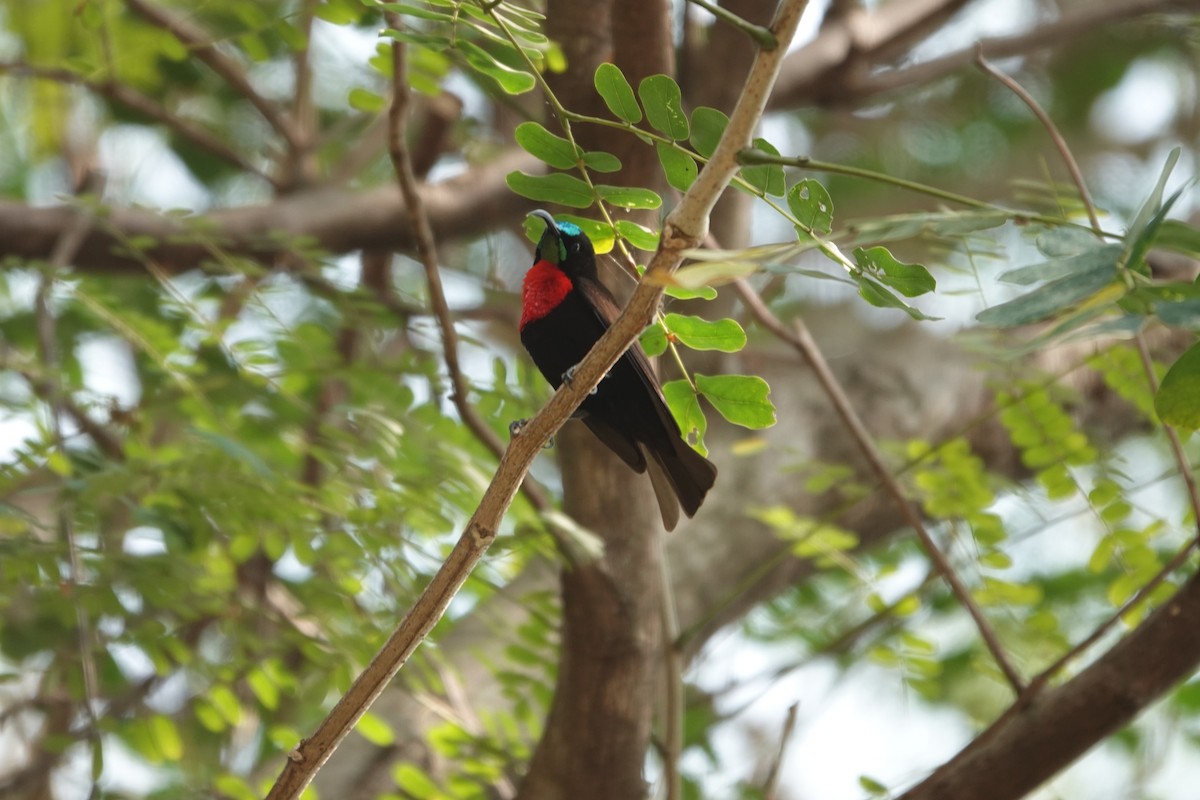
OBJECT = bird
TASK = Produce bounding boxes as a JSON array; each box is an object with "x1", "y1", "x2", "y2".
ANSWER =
[{"x1": 517, "y1": 209, "x2": 717, "y2": 530}]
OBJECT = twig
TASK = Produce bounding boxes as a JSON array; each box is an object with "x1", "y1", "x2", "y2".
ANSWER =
[
  {"x1": 287, "y1": 0, "x2": 320, "y2": 187},
  {"x1": 0, "y1": 62, "x2": 274, "y2": 186},
  {"x1": 761, "y1": 702, "x2": 799, "y2": 800},
  {"x1": 35, "y1": 175, "x2": 104, "y2": 780},
  {"x1": 123, "y1": 0, "x2": 301, "y2": 151},
  {"x1": 732, "y1": 278, "x2": 1026, "y2": 692},
  {"x1": 686, "y1": 0, "x2": 777, "y2": 48},
  {"x1": 978, "y1": 47, "x2": 1200, "y2": 547},
  {"x1": 383, "y1": 15, "x2": 553, "y2": 518},
  {"x1": 263, "y1": 2, "x2": 810, "y2": 796},
  {"x1": 974, "y1": 53, "x2": 1102, "y2": 233}
]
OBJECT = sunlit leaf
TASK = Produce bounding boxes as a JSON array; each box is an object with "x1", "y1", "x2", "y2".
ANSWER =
[
  {"x1": 695, "y1": 374, "x2": 776, "y2": 429},
  {"x1": 663, "y1": 379, "x2": 708, "y2": 454},
  {"x1": 1155, "y1": 341, "x2": 1200, "y2": 430},
  {"x1": 663, "y1": 313, "x2": 746, "y2": 352}
]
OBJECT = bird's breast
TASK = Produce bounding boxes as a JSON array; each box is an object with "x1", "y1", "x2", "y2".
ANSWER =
[{"x1": 520, "y1": 260, "x2": 573, "y2": 330}]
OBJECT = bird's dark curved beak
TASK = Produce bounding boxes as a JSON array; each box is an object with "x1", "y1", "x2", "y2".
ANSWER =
[{"x1": 528, "y1": 209, "x2": 559, "y2": 238}]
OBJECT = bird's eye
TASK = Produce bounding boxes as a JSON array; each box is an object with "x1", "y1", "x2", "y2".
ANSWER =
[{"x1": 572, "y1": 242, "x2": 580, "y2": 252}]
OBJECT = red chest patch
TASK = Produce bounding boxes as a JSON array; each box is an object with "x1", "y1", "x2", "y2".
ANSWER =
[{"x1": 520, "y1": 260, "x2": 573, "y2": 330}]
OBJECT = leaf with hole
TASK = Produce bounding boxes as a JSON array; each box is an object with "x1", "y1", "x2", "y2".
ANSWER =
[
  {"x1": 853, "y1": 246, "x2": 935, "y2": 297},
  {"x1": 638, "y1": 74, "x2": 689, "y2": 139},
  {"x1": 788, "y1": 179, "x2": 834, "y2": 235},
  {"x1": 663, "y1": 379, "x2": 708, "y2": 454},
  {"x1": 595, "y1": 185, "x2": 661, "y2": 210}
]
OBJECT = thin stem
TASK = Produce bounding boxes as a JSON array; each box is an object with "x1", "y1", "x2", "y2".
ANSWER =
[
  {"x1": 686, "y1": 0, "x2": 777, "y2": 49},
  {"x1": 975, "y1": 52, "x2": 1103, "y2": 233},
  {"x1": 384, "y1": 15, "x2": 554, "y2": 518}
]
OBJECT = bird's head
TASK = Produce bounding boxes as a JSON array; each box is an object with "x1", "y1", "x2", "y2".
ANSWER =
[{"x1": 529, "y1": 209, "x2": 596, "y2": 279}]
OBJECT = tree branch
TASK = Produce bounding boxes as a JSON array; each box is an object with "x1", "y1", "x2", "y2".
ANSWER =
[{"x1": 0, "y1": 149, "x2": 538, "y2": 272}]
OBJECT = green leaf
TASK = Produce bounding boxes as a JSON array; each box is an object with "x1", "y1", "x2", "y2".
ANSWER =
[
  {"x1": 356, "y1": 711, "x2": 396, "y2": 746},
  {"x1": 594, "y1": 63, "x2": 642, "y2": 123},
  {"x1": 1155, "y1": 340, "x2": 1200, "y2": 429},
  {"x1": 689, "y1": 106, "x2": 729, "y2": 158},
  {"x1": 595, "y1": 184, "x2": 661, "y2": 210},
  {"x1": 347, "y1": 87, "x2": 385, "y2": 113},
  {"x1": 663, "y1": 379, "x2": 707, "y2": 454},
  {"x1": 853, "y1": 246, "x2": 935, "y2": 297},
  {"x1": 638, "y1": 74, "x2": 689, "y2": 139},
  {"x1": 1125, "y1": 147, "x2": 1181, "y2": 258},
  {"x1": 740, "y1": 139, "x2": 785, "y2": 197},
  {"x1": 665, "y1": 284, "x2": 718, "y2": 301},
  {"x1": 656, "y1": 142, "x2": 698, "y2": 191},
  {"x1": 663, "y1": 313, "x2": 746, "y2": 352},
  {"x1": 640, "y1": 324, "x2": 667, "y2": 357},
  {"x1": 696, "y1": 374, "x2": 776, "y2": 429},
  {"x1": 1155, "y1": 298, "x2": 1200, "y2": 330},
  {"x1": 787, "y1": 179, "x2": 834, "y2": 235},
  {"x1": 998, "y1": 244, "x2": 1123, "y2": 285},
  {"x1": 616, "y1": 220, "x2": 659, "y2": 252},
  {"x1": 855, "y1": 276, "x2": 938, "y2": 321},
  {"x1": 149, "y1": 714, "x2": 183, "y2": 761},
  {"x1": 669, "y1": 260, "x2": 757, "y2": 288},
  {"x1": 976, "y1": 257, "x2": 1118, "y2": 326},
  {"x1": 1155, "y1": 219, "x2": 1200, "y2": 260},
  {"x1": 582, "y1": 150, "x2": 622, "y2": 173},
  {"x1": 514, "y1": 121, "x2": 580, "y2": 169},
  {"x1": 457, "y1": 40, "x2": 536, "y2": 94},
  {"x1": 506, "y1": 171, "x2": 595, "y2": 208},
  {"x1": 393, "y1": 763, "x2": 440, "y2": 796}
]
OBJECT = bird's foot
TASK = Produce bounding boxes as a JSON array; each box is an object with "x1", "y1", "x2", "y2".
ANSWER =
[
  {"x1": 509, "y1": 418, "x2": 555, "y2": 449},
  {"x1": 561, "y1": 364, "x2": 602, "y2": 395}
]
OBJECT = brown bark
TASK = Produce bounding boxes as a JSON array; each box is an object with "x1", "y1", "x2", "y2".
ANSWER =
[{"x1": 900, "y1": 564, "x2": 1200, "y2": 800}]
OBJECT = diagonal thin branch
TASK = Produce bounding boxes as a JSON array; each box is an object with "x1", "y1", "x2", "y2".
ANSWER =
[
  {"x1": 384, "y1": 15, "x2": 554, "y2": 519},
  {"x1": 731, "y1": 278, "x2": 1025, "y2": 692}
]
